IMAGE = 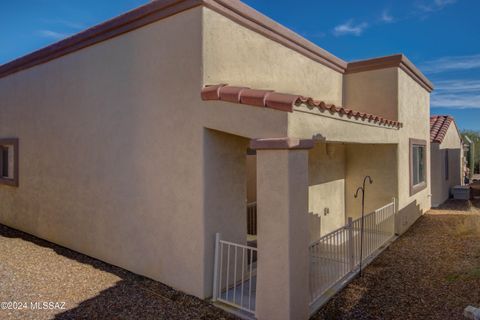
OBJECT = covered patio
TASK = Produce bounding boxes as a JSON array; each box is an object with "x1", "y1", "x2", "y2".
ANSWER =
[{"x1": 202, "y1": 84, "x2": 404, "y2": 319}]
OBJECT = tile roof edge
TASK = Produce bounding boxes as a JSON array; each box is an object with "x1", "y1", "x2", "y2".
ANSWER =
[
  {"x1": 430, "y1": 115, "x2": 461, "y2": 143},
  {"x1": 202, "y1": 84, "x2": 403, "y2": 129}
]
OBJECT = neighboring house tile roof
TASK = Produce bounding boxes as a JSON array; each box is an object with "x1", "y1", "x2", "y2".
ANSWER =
[
  {"x1": 201, "y1": 84, "x2": 403, "y2": 128},
  {"x1": 430, "y1": 115, "x2": 453, "y2": 143}
]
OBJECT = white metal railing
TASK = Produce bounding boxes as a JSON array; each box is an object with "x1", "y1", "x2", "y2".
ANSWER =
[
  {"x1": 247, "y1": 202, "x2": 257, "y2": 235},
  {"x1": 309, "y1": 198, "x2": 396, "y2": 307},
  {"x1": 212, "y1": 233, "x2": 257, "y2": 315}
]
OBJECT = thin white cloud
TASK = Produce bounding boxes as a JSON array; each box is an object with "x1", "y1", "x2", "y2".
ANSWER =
[
  {"x1": 421, "y1": 54, "x2": 480, "y2": 74},
  {"x1": 435, "y1": 0, "x2": 457, "y2": 7},
  {"x1": 431, "y1": 79, "x2": 480, "y2": 108},
  {"x1": 431, "y1": 93, "x2": 480, "y2": 108},
  {"x1": 36, "y1": 30, "x2": 69, "y2": 40},
  {"x1": 380, "y1": 10, "x2": 394, "y2": 23},
  {"x1": 435, "y1": 80, "x2": 480, "y2": 92},
  {"x1": 40, "y1": 19, "x2": 85, "y2": 30},
  {"x1": 416, "y1": 0, "x2": 457, "y2": 13},
  {"x1": 333, "y1": 20, "x2": 368, "y2": 36}
]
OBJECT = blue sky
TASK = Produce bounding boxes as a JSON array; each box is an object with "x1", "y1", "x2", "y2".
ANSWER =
[{"x1": 1, "y1": 0, "x2": 479, "y2": 130}]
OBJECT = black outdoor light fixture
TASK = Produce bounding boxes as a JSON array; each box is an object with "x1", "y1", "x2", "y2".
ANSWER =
[{"x1": 354, "y1": 175, "x2": 373, "y2": 277}]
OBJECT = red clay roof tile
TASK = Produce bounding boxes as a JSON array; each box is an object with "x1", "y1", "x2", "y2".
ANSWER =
[
  {"x1": 430, "y1": 115, "x2": 453, "y2": 143},
  {"x1": 201, "y1": 84, "x2": 403, "y2": 128}
]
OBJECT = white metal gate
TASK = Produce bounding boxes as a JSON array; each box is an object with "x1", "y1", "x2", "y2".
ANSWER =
[
  {"x1": 212, "y1": 233, "x2": 257, "y2": 315},
  {"x1": 309, "y1": 199, "x2": 396, "y2": 310}
]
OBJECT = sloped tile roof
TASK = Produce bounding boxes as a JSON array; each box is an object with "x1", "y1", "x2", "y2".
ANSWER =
[
  {"x1": 430, "y1": 115, "x2": 453, "y2": 143},
  {"x1": 201, "y1": 84, "x2": 403, "y2": 128}
]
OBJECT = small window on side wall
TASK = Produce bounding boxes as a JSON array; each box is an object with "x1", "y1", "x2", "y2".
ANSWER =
[
  {"x1": 0, "y1": 138, "x2": 19, "y2": 187},
  {"x1": 410, "y1": 138, "x2": 426, "y2": 196}
]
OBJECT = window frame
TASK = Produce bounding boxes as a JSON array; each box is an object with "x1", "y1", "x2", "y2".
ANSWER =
[
  {"x1": 0, "y1": 138, "x2": 19, "y2": 187},
  {"x1": 409, "y1": 138, "x2": 427, "y2": 196}
]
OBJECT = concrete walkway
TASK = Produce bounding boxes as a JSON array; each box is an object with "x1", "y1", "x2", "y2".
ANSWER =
[{"x1": 0, "y1": 224, "x2": 235, "y2": 320}]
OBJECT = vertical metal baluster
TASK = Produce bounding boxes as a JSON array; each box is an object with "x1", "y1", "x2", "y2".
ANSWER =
[
  {"x1": 327, "y1": 236, "x2": 332, "y2": 286},
  {"x1": 233, "y1": 246, "x2": 237, "y2": 305},
  {"x1": 332, "y1": 234, "x2": 335, "y2": 281},
  {"x1": 316, "y1": 243, "x2": 320, "y2": 295},
  {"x1": 226, "y1": 244, "x2": 230, "y2": 301},
  {"x1": 373, "y1": 214, "x2": 376, "y2": 252},
  {"x1": 370, "y1": 215, "x2": 373, "y2": 255},
  {"x1": 333, "y1": 234, "x2": 336, "y2": 280},
  {"x1": 371, "y1": 214, "x2": 374, "y2": 251},
  {"x1": 332, "y1": 232, "x2": 337, "y2": 279},
  {"x1": 219, "y1": 242, "x2": 224, "y2": 299},
  {"x1": 344, "y1": 229, "x2": 347, "y2": 275},
  {"x1": 248, "y1": 248, "x2": 253, "y2": 310},
  {"x1": 240, "y1": 247, "x2": 245, "y2": 308},
  {"x1": 337, "y1": 232, "x2": 340, "y2": 279}
]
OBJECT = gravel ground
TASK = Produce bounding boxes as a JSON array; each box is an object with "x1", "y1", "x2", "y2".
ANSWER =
[
  {"x1": 313, "y1": 199, "x2": 480, "y2": 320},
  {"x1": 2, "y1": 200, "x2": 479, "y2": 320},
  {"x1": 0, "y1": 224, "x2": 236, "y2": 320}
]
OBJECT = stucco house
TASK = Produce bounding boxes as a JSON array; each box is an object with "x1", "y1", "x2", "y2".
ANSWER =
[
  {"x1": 0, "y1": 0, "x2": 433, "y2": 319},
  {"x1": 430, "y1": 115, "x2": 464, "y2": 207}
]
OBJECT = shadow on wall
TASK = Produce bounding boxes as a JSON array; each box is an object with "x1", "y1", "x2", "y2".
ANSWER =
[
  {"x1": 309, "y1": 143, "x2": 345, "y2": 187},
  {"x1": 0, "y1": 225, "x2": 233, "y2": 320},
  {"x1": 395, "y1": 200, "x2": 422, "y2": 235}
]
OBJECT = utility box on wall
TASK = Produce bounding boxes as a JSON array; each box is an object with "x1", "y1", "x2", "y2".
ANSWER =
[{"x1": 452, "y1": 185, "x2": 471, "y2": 200}]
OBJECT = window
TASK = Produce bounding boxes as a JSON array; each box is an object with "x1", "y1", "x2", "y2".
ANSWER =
[
  {"x1": 410, "y1": 138, "x2": 426, "y2": 195},
  {"x1": 445, "y1": 149, "x2": 449, "y2": 180},
  {"x1": 0, "y1": 138, "x2": 19, "y2": 187}
]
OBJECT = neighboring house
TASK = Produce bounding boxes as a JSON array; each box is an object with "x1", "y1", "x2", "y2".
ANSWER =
[
  {"x1": 0, "y1": 1, "x2": 433, "y2": 319},
  {"x1": 430, "y1": 115, "x2": 464, "y2": 207}
]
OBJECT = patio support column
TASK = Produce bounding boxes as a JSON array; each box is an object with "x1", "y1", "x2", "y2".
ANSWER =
[{"x1": 251, "y1": 137, "x2": 313, "y2": 320}]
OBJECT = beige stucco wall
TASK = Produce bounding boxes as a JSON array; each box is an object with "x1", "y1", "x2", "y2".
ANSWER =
[
  {"x1": 0, "y1": 7, "x2": 292, "y2": 300},
  {"x1": 343, "y1": 68, "x2": 398, "y2": 121},
  {"x1": 202, "y1": 129, "x2": 249, "y2": 296},
  {"x1": 341, "y1": 67, "x2": 431, "y2": 233},
  {"x1": 308, "y1": 143, "x2": 346, "y2": 240},
  {"x1": 396, "y1": 69, "x2": 431, "y2": 234},
  {"x1": 345, "y1": 144, "x2": 398, "y2": 219},
  {"x1": 288, "y1": 109, "x2": 399, "y2": 144},
  {"x1": 431, "y1": 122, "x2": 463, "y2": 207},
  {"x1": 0, "y1": 4, "x2": 433, "y2": 315},
  {"x1": 202, "y1": 7, "x2": 343, "y2": 104},
  {"x1": 256, "y1": 148, "x2": 310, "y2": 320}
]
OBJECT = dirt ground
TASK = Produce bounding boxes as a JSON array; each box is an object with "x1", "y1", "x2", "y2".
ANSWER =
[
  {"x1": 313, "y1": 199, "x2": 480, "y2": 320},
  {"x1": 0, "y1": 224, "x2": 235, "y2": 320}
]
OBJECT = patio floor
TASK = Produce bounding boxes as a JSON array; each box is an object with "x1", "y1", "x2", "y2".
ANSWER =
[
  {"x1": 312, "y1": 199, "x2": 480, "y2": 320},
  {"x1": 0, "y1": 224, "x2": 236, "y2": 320}
]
